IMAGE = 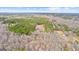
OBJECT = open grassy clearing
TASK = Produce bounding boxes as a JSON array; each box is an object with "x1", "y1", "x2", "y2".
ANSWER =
[{"x1": 3, "y1": 17, "x2": 71, "y2": 35}]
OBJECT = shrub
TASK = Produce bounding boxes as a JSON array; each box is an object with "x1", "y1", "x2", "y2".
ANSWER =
[
  {"x1": 4, "y1": 17, "x2": 71, "y2": 35},
  {"x1": 52, "y1": 24, "x2": 70, "y2": 31},
  {"x1": 73, "y1": 28, "x2": 79, "y2": 36},
  {"x1": 5, "y1": 17, "x2": 55, "y2": 35}
]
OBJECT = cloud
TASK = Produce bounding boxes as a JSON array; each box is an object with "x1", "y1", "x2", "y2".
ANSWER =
[
  {"x1": 0, "y1": 7, "x2": 79, "y2": 13},
  {"x1": 0, "y1": 7, "x2": 49, "y2": 13},
  {"x1": 48, "y1": 7, "x2": 79, "y2": 13},
  {"x1": 48, "y1": 8, "x2": 60, "y2": 11},
  {"x1": 48, "y1": 7, "x2": 62, "y2": 13}
]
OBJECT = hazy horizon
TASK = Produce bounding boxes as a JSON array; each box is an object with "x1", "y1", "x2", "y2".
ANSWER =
[{"x1": 0, "y1": 7, "x2": 79, "y2": 13}]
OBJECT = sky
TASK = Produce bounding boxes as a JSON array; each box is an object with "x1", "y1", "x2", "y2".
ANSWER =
[
  {"x1": 0, "y1": 0, "x2": 79, "y2": 13},
  {"x1": 0, "y1": 7, "x2": 79, "y2": 13},
  {"x1": 49, "y1": 7, "x2": 79, "y2": 13},
  {"x1": 0, "y1": 0, "x2": 79, "y2": 7}
]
